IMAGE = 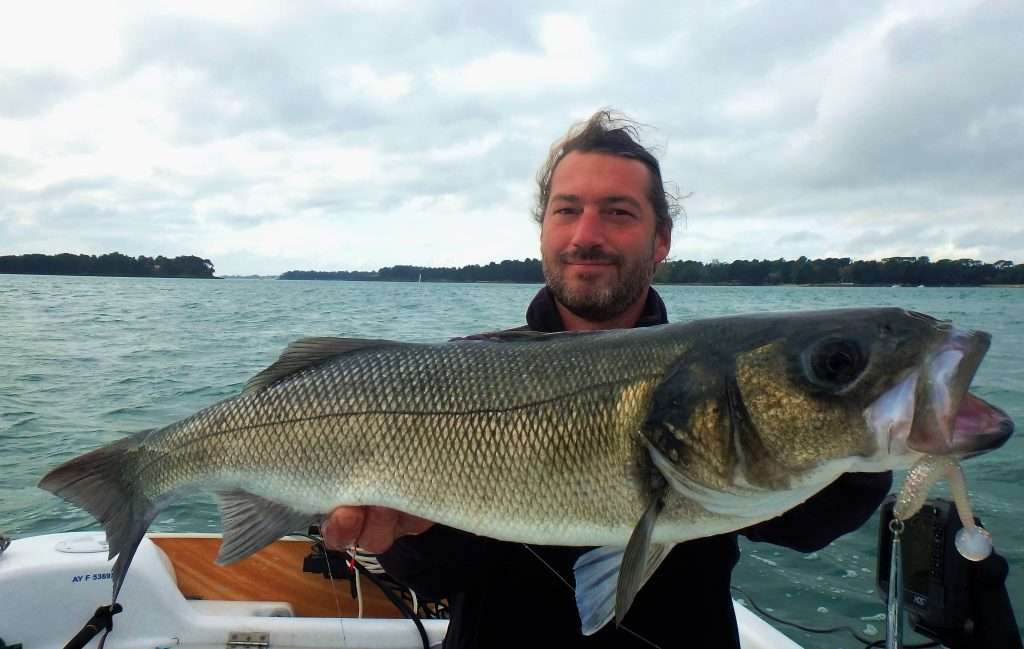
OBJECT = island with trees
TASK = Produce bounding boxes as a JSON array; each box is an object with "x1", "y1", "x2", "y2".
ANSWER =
[
  {"x1": 280, "y1": 256, "x2": 1024, "y2": 286},
  {"x1": 0, "y1": 253, "x2": 216, "y2": 278}
]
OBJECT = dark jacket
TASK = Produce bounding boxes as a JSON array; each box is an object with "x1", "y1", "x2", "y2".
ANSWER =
[{"x1": 378, "y1": 287, "x2": 892, "y2": 648}]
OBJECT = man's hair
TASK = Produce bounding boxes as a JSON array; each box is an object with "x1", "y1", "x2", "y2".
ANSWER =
[{"x1": 533, "y1": 109, "x2": 679, "y2": 237}]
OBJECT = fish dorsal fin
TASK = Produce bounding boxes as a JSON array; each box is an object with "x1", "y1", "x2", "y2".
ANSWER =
[
  {"x1": 459, "y1": 329, "x2": 559, "y2": 343},
  {"x1": 459, "y1": 328, "x2": 607, "y2": 343},
  {"x1": 244, "y1": 336, "x2": 402, "y2": 394}
]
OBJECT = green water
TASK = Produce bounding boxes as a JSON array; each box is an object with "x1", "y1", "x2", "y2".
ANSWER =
[{"x1": 1, "y1": 275, "x2": 1021, "y2": 646}]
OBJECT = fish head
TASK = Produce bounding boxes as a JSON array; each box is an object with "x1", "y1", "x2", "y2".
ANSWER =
[
  {"x1": 846, "y1": 309, "x2": 1013, "y2": 462},
  {"x1": 644, "y1": 308, "x2": 1014, "y2": 492},
  {"x1": 903, "y1": 322, "x2": 1013, "y2": 457}
]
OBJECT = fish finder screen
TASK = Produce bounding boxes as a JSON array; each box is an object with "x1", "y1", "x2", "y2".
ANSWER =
[{"x1": 902, "y1": 505, "x2": 936, "y2": 600}]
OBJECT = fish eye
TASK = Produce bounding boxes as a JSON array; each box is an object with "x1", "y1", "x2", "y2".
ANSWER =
[{"x1": 804, "y1": 338, "x2": 867, "y2": 390}]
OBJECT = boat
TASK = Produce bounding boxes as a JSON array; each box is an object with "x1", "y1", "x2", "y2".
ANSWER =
[{"x1": 0, "y1": 531, "x2": 802, "y2": 649}]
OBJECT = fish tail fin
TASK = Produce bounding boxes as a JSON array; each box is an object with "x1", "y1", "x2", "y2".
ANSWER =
[{"x1": 38, "y1": 429, "x2": 161, "y2": 599}]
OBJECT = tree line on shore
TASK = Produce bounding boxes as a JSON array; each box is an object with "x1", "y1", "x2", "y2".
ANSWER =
[
  {"x1": 6, "y1": 253, "x2": 1020, "y2": 285},
  {"x1": 280, "y1": 256, "x2": 1024, "y2": 286},
  {"x1": 281, "y1": 258, "x2": 544, "y2": 283},
  {"x1": 0, "y1": 253, "x2": 216, "y2": 278}
]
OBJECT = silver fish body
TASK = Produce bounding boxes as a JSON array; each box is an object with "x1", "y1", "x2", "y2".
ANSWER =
[{"x1": 39, "y1": 307, "x2": 1013, "y2": 629}]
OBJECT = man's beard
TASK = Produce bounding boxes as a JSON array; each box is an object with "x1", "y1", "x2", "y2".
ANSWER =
[{"x1": 543, "y1": 244, "x2": 655, "y2": 322}]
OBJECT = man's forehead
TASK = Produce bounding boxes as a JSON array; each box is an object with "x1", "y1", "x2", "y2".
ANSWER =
[
  {"x1": 549, "y1": 193, "x2": 645, "y2": 209},
  {"x1": 550, "y1": 151, "x2": 652, "y2": 198}
]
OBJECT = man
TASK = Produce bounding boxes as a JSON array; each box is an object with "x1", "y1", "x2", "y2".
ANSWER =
[{"x1": 321, "y1": 110, "x2": 891, "y2": 648}]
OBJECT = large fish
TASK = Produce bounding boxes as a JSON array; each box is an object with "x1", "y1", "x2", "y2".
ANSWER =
[{"x1": 39, "y1": 308, "x2": 1013, "y2": 631}]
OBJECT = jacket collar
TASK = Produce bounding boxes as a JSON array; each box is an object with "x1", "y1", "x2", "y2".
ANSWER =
[{"x1": 525, "y1": 286, "x2": 668, "y2": 333}]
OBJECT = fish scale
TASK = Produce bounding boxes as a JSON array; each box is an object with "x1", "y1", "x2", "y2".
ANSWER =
[{"x1": 129, "y1": 331, "x2": 674, "y2": 539}]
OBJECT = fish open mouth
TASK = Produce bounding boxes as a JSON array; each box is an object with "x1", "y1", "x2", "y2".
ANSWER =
[
  {"x1": 907, "y1": 327, "x2": 1014, "y2": 456},
  {"x1": 948, "y1": 392, "x2": 1015, "y2": 457}
]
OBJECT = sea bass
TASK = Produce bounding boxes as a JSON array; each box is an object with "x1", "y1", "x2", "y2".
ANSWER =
[{"x1": 39, "y1": 308, "x2": 1013, "y2": 631}]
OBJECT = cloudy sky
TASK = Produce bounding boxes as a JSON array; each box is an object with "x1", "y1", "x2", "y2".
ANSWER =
[{"x1": 1, "y1": 0, "x2": 1021, "y2": 275}]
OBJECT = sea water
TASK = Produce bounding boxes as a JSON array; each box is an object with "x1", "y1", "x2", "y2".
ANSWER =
[{"x1": 1, "y1": 274, "x2": 1021, "y2": 647}]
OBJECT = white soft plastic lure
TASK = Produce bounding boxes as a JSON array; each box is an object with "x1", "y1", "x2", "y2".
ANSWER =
[{"x1": 893, "y1": 455, "x2": 993, "y2": 561}]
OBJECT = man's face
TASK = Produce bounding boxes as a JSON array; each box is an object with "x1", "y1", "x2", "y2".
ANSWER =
[{"x1": 540, "y1": 151, "x2": 670, "y2": 322}]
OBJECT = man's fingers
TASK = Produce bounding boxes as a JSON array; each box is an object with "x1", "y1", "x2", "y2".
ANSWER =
[
  {"x1": 320, "y1": 506, "x2": 436, "y2": 554},
  {"x1": 395, "y1": 513, "x2": 435, "y2": 538},
  {"x1": 358, "y1": 506, "x2": 401, "y2": 554},
  {"x1": 321, "y1": 506, "x2": 367, "y2": 550}
]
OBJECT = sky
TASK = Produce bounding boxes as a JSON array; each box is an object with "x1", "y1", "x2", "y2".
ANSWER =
[{"x1": 1, "y1": 0, "x2": 1021, "y2": 276}]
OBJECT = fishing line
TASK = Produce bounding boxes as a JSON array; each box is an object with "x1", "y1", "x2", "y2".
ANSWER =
[
  {"x1": 300, "y1": 532, "x2": 431, "y2": 649},
  {"x1": 347, "y1": 549, "x2": 422, "y2": 617},
  {"x1": 297, "y1": 533, "x2": 348, "y2": 647},
  {"x1": 323, "y1": 541, "x2": 349, "y2": 648},
  {"x1": 348, "y1": 557, "x2": 431, "y2": 649},
  {"x1": 520, "y1": 544, "x2": 662, "y2": 649}
]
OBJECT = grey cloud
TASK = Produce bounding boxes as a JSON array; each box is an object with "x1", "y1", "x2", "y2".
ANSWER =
[
  {"x1": 799, "y1": 3, "x2": 1024, "y2": 190},
  {"x1": 111, "y1": 3, "x2": 554, "y2": 145},
  {"x1": 775, "y1": 230, "x2": 825, "y2": 245},
  {"x1": 599, "y1": 2, "x2": 1024, "y2": 213},
  {"x1": 955, "y1": 229, "x2": 1024, "y2": 262},
  {"x1": 843, "y1": 223, "x2": 951, "y2": 258},
  {"x1": 147, "y1": 167, "x2": 254, "y2": 200},
  {"x1": 117, "y1": 16, "x2": 384, "y2": 142},
  {"x1": 696, "y1": 1, "x2": 882, "y2": 79},
  {"x1": 0, "y1": 68, "x2": 77, "y2": 118},
  {"x1": 35, "y1": 177, "x2": 119, "y2": 201},
  {"x1": 0, "y1": 153, "x2": 33, "y2": 176},
  {"x1": 422, "y1": 2, "x2": 538, "y2": 51},
  {"x1": 5, "y1": 3, "x2": 1023, "y2": 274},
  {"x1": 36, "y1": 200, "x2": 151, "y2": 229}
]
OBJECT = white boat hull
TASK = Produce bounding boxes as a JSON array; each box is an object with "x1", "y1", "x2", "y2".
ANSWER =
[{"x1": 0, "y1": 533, "x2": 800, "y2": 649}]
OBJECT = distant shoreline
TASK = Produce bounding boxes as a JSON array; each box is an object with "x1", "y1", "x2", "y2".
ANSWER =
[
  {"x1": 270, "y1": 277, "x2": 1021, "y2": 288},
  {"x1": 0, "y1": 253, "x2": 216, "y2": 279},
  {"x1": 278, "y1": 255, "x2": 1023, "y2": 287},
  {"x1": 6, "y1": 253, "x2": 1023, "y2": 286},
  {"x1": 0, "y1": 271, "x2": 220, "y2": 279},
  {"x1": 3, "y1": 273, "x2": 1020, "y2": 288}
]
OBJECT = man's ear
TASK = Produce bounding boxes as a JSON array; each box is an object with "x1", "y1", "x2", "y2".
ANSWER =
[{"x1": 654, "y1": 226, "x2": 671, "y2": 264}]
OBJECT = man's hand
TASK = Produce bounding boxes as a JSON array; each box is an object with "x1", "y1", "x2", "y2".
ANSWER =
[{"x1": 321, "y1": 506, "x2": 435, "y2": 554}]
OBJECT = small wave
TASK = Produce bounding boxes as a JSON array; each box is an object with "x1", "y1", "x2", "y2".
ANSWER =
[
  {"x1": 750, "y1": 554, "x2": 779, "y2": 567},
  {"x1": 0, "y1": 414, "x2": 40, "y2": 429},
  {"x1": 113, "y1": 376, "x2": 149, "y2": 386}
]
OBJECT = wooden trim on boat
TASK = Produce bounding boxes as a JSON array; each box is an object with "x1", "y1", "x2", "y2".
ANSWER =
[{"x1": 150, "y1": 534, "x2": 404, "y2": 618}]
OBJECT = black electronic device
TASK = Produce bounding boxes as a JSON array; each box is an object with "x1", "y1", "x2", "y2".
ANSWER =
[
  {"x1": 877, "y1": 497, "x2": 970, "y2": 632},
  {"x1": 876, "y1": 494, "x2": 1022, "y2": 648}
]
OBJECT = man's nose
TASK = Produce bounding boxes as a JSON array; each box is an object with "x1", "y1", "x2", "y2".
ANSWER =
[{"x1": 568, "y1": 207, "x2": 606, "y2": 248}]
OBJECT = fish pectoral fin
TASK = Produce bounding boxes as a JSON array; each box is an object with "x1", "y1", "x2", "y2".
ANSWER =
[
  {"x1": 574, "y1": 546, "x2": 626, "y2": 634},
  {"x1": 616, "y1": 485, "x2": 667, "y2": 627},
  {"x1": 245, "y1": 336, "x2": 404, "y2": 393},
  {"x1": 573, "y1": 484, "x2": 670, "y2": 635},
  {"x1": 215, "y1": 490, "x2": 317, "y2": 564},
  {"x1": 573, "y1": 542, "x2": 675, "y2": 635}
]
